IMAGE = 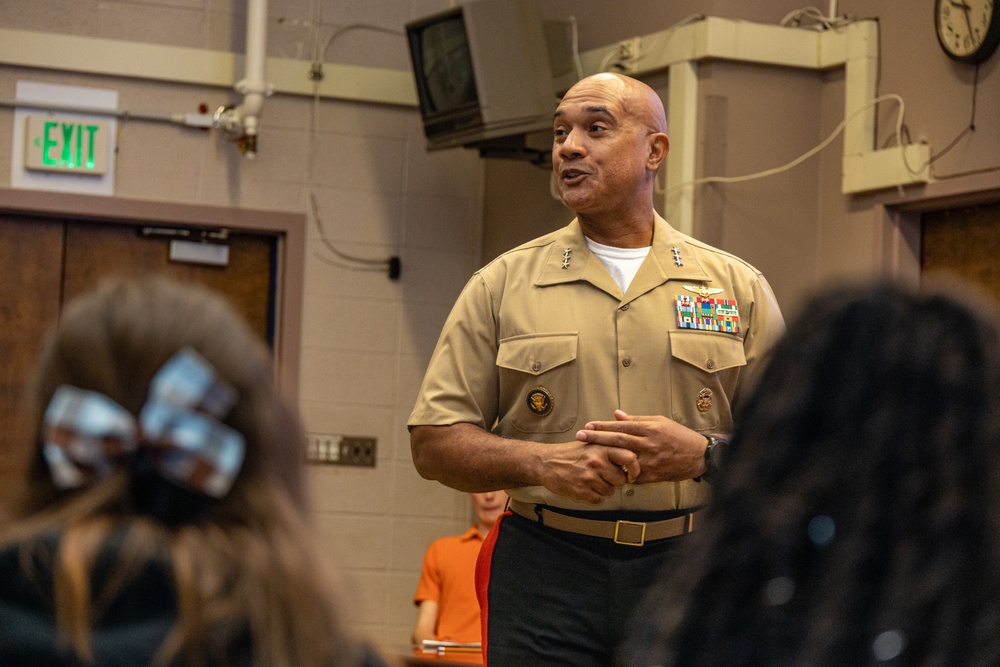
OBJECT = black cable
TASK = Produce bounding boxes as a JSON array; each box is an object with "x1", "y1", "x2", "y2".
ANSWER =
[
  {"x1": 312, "y1": 252, "x2": 390, "y2": 272},
  {"x1": 923, "y1": 62, "x2": 979, "y2": 174},
  {"x1": 309, "y1": 193, "x2": 401, "y2": 279}
]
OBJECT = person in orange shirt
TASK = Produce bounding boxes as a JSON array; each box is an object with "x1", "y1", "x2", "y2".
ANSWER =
[{"x1": 412, "y1": 490, "x2": 508, "y2": 646}]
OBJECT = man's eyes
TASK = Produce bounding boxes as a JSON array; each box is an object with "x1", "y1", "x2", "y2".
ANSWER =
[{"x1": 552, "y1": 124, "x2": 608, "y2": 135}]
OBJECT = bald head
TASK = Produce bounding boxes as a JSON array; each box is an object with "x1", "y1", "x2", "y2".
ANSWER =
[{"x1": 561, "y1": 73, "x2": 667, "y2": 135}]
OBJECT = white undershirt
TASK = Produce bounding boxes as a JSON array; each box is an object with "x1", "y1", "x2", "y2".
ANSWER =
[{"x1": 585, "y1": 237, "x2": 651, "y2": 294}]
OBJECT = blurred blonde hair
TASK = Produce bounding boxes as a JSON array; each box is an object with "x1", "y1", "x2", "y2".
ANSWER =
[{"x1": 3, "y1": 276, "x2": 367, "y2": 667}]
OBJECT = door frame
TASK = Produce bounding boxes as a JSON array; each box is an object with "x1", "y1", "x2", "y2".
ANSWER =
[
  {"x1": 873, "y1": 170, "x2": 1000, "y2": 286},
  {"x1": 0, "y1": 186, "x2": 305, "y2": 401}
]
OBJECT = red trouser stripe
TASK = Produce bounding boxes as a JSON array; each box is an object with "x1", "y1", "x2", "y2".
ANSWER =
[{"x1": 475, "y1": 509, "x2": 510, "y2": 667}]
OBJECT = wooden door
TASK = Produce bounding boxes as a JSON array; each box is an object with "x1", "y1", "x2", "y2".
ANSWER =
[
  {"x1": 63, "y1": 220, "x2": 275, "y2": 343},
  {"x1": 922, "y1": 201, "x2": 1000, "y2": 304},
  {"x1": 0, "y1": 217, "x2": 64, "y2": 524},
  {"x1": 0, "y1": 215, "x2": 275, "y2": 523}
]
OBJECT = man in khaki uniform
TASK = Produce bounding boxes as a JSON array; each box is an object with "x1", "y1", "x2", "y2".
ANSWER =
[{"x1": 409, "y1": 72, "x2": 784, "y2": 666}]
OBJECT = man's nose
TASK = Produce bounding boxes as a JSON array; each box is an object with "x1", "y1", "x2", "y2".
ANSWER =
[{"x1": 558, "y1": 128, "x2": 586, "y2": 158}]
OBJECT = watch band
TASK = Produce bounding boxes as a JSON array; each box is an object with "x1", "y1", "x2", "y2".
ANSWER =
[{"x1": 697, "y1": 434, "x2": 728, "y2": 482}]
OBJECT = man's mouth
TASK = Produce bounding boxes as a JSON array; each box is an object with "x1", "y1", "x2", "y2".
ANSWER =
[{"x1": 560, "y1": 168, "x2": 587, "y2": 185}]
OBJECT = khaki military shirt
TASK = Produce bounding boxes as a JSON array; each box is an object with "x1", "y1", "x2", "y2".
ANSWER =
[{"x1": 409, "y1": 214, "x2": 785, "y2": 512}]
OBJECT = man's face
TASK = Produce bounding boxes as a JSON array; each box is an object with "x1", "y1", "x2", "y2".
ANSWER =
[
  {"x1": 551, "y1": 77, "x2": 652, "y2": 219},
  {"x1": 470, "y1": 490, "x2": 508, "y2": 529}
]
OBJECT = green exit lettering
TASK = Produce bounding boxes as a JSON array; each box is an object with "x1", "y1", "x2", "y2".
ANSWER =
[
  {"x1": 41, "y1": 121, "x2": 100, "y2": 170},
  {"x1": 24, "y1": 114, "x2": 110, "y2": 176}
]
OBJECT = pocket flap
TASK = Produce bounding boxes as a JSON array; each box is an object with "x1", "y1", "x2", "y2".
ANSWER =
[
  {"x1": 497, "y1": 333, "x2": 578, "y2": 375},
  {"x1": 670, "y1": 330, "x2": 746, "y2": 372}
]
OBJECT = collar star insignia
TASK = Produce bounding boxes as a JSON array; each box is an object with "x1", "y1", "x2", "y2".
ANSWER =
[
  {"x1": 683, "y1": 284, "x2": 725, "y2": 298},
  {"x1": 671, "y1": 246, "x2": 684, "y2": 267}
]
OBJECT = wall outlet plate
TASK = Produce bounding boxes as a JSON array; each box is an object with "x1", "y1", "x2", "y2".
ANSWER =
[{"x1": 305, "y1": 434, "x2": 377, "y2": 467}]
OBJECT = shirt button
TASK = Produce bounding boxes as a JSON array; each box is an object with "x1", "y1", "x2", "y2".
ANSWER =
[
  {"x1": 622, "y1": 357, "x2": 632, "y2": 367},
  {"x1": 620, "y1": 303, "x2": 630, "y2": 311},
  {"x1": 531, "y1": 361, "x2": 541, "y2": 372},
  {"x1": 625, "y1": 488, "x2": 635, "y2": 497},
  {"x1": 706, "y1": 358, "x2": 716, "y2": 370}
]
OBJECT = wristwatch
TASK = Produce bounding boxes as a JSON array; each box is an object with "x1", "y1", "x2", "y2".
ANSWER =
[{"x1": 700, "y1": 434, "x2": 728, "y2": 482}]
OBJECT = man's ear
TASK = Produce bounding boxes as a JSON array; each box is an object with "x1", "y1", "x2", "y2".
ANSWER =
[{"x1": 646, "y1": 133, "x2": 669, "y2": 171}]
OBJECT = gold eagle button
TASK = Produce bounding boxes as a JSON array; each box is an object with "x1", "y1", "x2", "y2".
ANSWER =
[
  {"x1": 526, "y1": 387, "x2": 554, "y2": 416},
  {"x1": 696, "y1": 388, "x2": 713, "y2": 413}
]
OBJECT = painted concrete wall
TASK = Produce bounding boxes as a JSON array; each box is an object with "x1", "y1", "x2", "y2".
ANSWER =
[{"x1": 1, "y1": 0, "x2": 998, "y2": 651}]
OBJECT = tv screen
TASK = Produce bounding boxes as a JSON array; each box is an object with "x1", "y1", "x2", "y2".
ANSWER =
[
  {"x1": 406, "y1": 0, "x2": 564, "y2": 152},
  {"x1": 408, "y1": 11, "x2": 482, "y2": 141},
  {"x1": 414, "y1": 16, "x2": 477, "y2": 115}
]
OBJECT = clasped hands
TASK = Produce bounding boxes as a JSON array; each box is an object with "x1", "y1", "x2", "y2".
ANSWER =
[{"x1": 541, "y1": 410, "x2": 707, "y2": 504}]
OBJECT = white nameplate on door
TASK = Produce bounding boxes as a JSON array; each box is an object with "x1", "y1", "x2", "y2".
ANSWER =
[{"x1": 168, "y1": 240, "x2": 230, "y2": 267}]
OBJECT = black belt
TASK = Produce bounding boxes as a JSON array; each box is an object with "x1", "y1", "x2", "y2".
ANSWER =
[{"x1": 507, "y1": 499, "x2": 702, "y2": 547}]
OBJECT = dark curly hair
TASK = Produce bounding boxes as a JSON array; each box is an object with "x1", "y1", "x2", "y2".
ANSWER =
[{"x1": 620, "y1": 280, "x2": 1000, "y2": 667}]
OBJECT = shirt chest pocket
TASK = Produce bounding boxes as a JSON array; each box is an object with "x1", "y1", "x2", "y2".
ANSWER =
[
  {"x1": 669, "y1": 331, "x2": 746, "y2": 431},
  {"x1": 496, "y1": 333, "x2": 579, "y2": 435}
]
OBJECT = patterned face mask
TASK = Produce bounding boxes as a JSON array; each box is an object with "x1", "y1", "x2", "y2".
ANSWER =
[{"x1": 42, "y1": 347, "x2": 245, "y2": 499}]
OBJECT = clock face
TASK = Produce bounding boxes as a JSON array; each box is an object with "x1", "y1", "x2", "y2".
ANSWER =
[{"x1": 936, "y1": 0, "x2": 1000, "y2": 62}]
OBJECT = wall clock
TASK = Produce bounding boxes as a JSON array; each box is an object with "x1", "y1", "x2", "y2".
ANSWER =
[{"x1": 935, "y1": 0, "x2": 1000, "y2": 63}]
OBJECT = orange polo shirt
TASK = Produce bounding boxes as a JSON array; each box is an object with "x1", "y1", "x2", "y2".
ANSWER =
[{"x1": 414, "y1": 526, "x2": 484, "y2": 643}]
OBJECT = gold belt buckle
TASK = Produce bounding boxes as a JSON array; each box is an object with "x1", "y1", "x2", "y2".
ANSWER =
[{"x1": 613, "y1": 520, "x2": 647, "y2": 546}]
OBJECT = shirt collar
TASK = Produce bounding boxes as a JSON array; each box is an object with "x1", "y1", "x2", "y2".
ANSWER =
[
  {"x1": 534, "y1": 214, "x2": 712, "y2": 301},
  {"x1": 460, "y1": 525, "x2": 484, "y2": 542}
]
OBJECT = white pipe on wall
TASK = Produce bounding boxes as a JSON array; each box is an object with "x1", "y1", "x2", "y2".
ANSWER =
[
  {"x1": 0, "y1": 98, "x2": 213, "y2": 127},
  {"x1": 233, "y1": 0, "x2": 271, "y2": 158}
]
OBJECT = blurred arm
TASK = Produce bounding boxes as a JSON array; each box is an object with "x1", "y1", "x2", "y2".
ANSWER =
[{"x1": 412, "y1": 600, "x2": 440, "y2": 645}]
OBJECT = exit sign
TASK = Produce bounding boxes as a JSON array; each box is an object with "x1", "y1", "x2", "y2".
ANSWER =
[{"x1": 24, "y1": 114, "x2": 111, "y2": 175}]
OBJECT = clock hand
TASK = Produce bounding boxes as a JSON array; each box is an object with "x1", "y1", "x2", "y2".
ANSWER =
[{"x1": 960, "y1": 1, "x2": 975, "y2": 39}]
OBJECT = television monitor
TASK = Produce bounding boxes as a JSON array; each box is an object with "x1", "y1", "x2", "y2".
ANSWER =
[{"x1": 406, "y1": 0, "x2": 563, "y2": 153}]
